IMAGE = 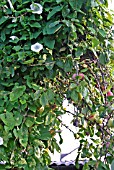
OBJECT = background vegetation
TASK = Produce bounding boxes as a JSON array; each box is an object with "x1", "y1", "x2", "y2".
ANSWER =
[{"x1": 0, "y1": 0, "x2": 114, "y2": 169}]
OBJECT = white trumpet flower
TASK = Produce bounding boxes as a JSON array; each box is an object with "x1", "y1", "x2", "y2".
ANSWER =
[
  {"x1": 30, "y1": 3, "x2": 43, "y2": 14},
  {"x1": 31, "y1": 43, "x2": 43, "y2": 53},
  {"x1": 0, "y1": 137, "x2": 3, "y2": 145},
  {"x1": 10, "y1": 36, "x2": 18, "y2": 40}
]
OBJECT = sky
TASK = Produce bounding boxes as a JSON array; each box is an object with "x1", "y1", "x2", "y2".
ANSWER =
[
  {"x1": 50, "y1": 102, "x2": 80, "y2": 162},
  {"x1": 108, "y1": 0, "x2": 114, "y2": 10},
  {"x1": 50, "y1": 1, "x2": 114, "y2": 162}
]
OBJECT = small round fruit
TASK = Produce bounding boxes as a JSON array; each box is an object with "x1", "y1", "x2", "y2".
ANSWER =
[
  {"x1": 101, "y1": 85, "x2": 105, "y2": 91},
  {"x1": 95, "y1": 84, "x2": 99, "y2": 88},
  {"x1": 107, "y1": 91, "x2": 113, "y2": 97},
  {"x1": 82, "y1": 64, "x2": 87, "y2": 68},
  {"x1": 88, "y1": 113, "x2": 97, "y2": 121},
  {"x1": 14, "y1": 66, "x2": 17, "y2": 70},
  {"x1": 74, "y1": 133, "x2": 80, "y2": 139},
  {"x1": 44, "y1": 148, "x2": 49, "y2": 153},
  {"x1": 96, "y1": 118, "x2": 103, "y2": 124},
  {"x1": 63, "y1": 107, "x2": 66, "y2": 111},
  {"x1": 78, "y1": 73, "x2": 84, "y2": 80},
  {"x1": 72, "y1": 73, "x2": 77, "y2": 80},
  {"x1": 86, "y1": 132, "x2": 90, "y2": 136},
  {"x1": 106, "y1": 142, "x2": 110, "y2": 148},
  {"x1": 73, "y1": 118, "x2": 79, "y2": 127},
  {"x1": 107, "y1": 118, "x2": 114, "y2": 127},
  {"x1": 78, "y1": 93, "x2": 83, "y2": 100},
  {"x1": 50, "y1": 104, "x2": 57, "y2": 110},
  {"x1": 50, "y1": 129, "x2": 55, "y2": 135}
]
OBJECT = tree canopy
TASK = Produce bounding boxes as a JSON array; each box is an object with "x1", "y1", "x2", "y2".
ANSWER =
[{"x1": 0, "y1": 0, "x2": 114, "y2": 169}]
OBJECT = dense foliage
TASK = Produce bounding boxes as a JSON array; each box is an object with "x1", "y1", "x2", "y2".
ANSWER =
[{"x1": 0, "y1": 0, "x2": 114, "y2": 169}]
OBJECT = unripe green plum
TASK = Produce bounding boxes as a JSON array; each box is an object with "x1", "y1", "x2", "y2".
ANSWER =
[
  {"x1": 107, "y1": 118, "x2": 114, "y2": 127},
  {"x1": 78, "y1": 92, "x2": 83, "y2": 100},
  {"x1": 96, "y1": 118, "x2": 103, "y2": 124},
  {"x1": 88, "y1": 114, "x2": 96, "y2": 121}
]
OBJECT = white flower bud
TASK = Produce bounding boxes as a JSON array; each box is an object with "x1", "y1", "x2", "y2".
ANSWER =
[
  {"x1": 30, "y1": 3, "x2": 43, "y2": 14},
  {"x1": 10, "y1": 36, "x2": 18, "y2": 40}
]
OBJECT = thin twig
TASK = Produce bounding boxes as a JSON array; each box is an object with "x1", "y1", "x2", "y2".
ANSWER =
[{"x1": 57, "y1": 117, "x2": 75, "y2": 134}]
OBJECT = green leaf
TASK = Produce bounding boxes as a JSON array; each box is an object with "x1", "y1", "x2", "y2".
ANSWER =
[
  {"x1": 71, "y1": 90, "x2": 78, "y2": 102},
  {"x1": 25, "y1": 117, "x2": 34, "y2": 127},
  {"x1": 35, "y1": 117, "x2": 44, "y2": 125},
  {"x1": 10, "y1": 85, "x2": 26, "y2": 101},
  {"x1": 14, "y1": 111, "x2": 23, "y2": 126},
  {"x1": 82, "y1": 87, "x2": 88, "y2": 98},
  {"x1": 92, "y1": 37, "x2": 99, "y2": 48},
  {"x1": 56, "y1": 0, "x2": 63, "y2": 3},
  {"x1": 24, "y1": 75, "x2": 32, "y2": 88},
  {"x1": 28, "y1": 105, "x2": 37, "y2": 112},
  {"x1": 49, "y1": 21, "x2": 60, "y2": 28},
  {"x1": 13, "y1": 45, "x2": 21, "y2": 51},
  {"x1": 38, "y1": 126, "x2": 51, "y2": 140},
  {"x1": 111, "y1": 160, "x2": 114, "y2": 170},
  {"x1": 99, "y1": 53, "x2": 107, "y2": 65},
  {"x1": 64, "y1": 59, "x2": 73, "y2": 72},
  {"x1": 30, "y1": 31, "x2": 41, "y2": 39},
  {"x1": 40, "y1": 93, "x2": 48, "y2": 106},
  {"x1": 47, "y1": 89, "x2": 55, "y2": 101},
  {"x1": 0, "y1": 164, "x2": 6, "y2": 169},
  {"x1": 29, "y1": 22, "x2": 41, "y2": 28},
  {"x1": 0, "y1": 98, "x2": 4, "y2": 106},
  {"x1": 45, "y1": 112, "x2": 54, "y2": 125},
  {"x1": 75, "y1": 47, "x2": 83, "y2": 57},
  {"x1": 69, "y1": 83, "x2": 77, "y2": 90},
  {"x1": 33, "y1": 139, "x2": 45, "y2": 147},
  {"x1": 62, "y1": 5, "x2": 70, "y2": 17},
  {"x1": 99, "y1": 29, "x2": 107, "y2": 37},
  {"x1": 18, "y1": 158, "x2": 27, "y2": 166},
  {"x1": 33, "y1": 90, "x2": 41, "y2": 100},
  {"x1": 69, "y1": 0, "x2": 83, "y2": 10},
  {"x1": 43, "y1": 22, "x2": 62, "y2": 35},
  {"x1": 0, "y1": 112, "x2": 15, "y2": 130},
  {"x1": 32, "y1": 83, "x2": 40, "y2": 90},
  {"x1": 1, "y1": 30, "x2": 6, "y2": 41},
  {"x1": 20, "y1": 35, "x2": 27, "y2": 40},
  {"x1": 56, "y1": 60, "x2": 64, "y2": 68},
  {"x1": 45, "y1": 62, "x2": 55, "y2": 70},
  {"x1": 88, "y1": 27, "x2": 96, "y2": 34},
  {"x1": 23, "y1": 58, "x2": 34, "y2": 64},
  {"x1": 43, "y1": 36, "x2": 55, "y2": 49},
  {"x1": 0, "y1": 16, "x2": 8, "y2": 25},
  {"x1": 18, "y1": 125, "x2": 28, "y2": 148},
  {"x1": 18, "y1": 52, "x2": 26, "y2": 60},
  {"x1": 47, "y1": 6, "x2": 62, "y2": 20},
  {"x1": 7, "y1": 23, "x2": 17, "y2": 28},
  {"x1": 69, "y1": 0, "x2": 77, "y2": 9}
]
